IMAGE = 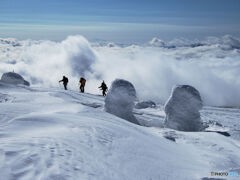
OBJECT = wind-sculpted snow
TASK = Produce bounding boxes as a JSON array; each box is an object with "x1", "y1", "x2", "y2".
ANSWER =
[
  {"x1": 164, "y1": 85, "x2": 204, "y2": 132},
  {"x1": 105, "y1": 79, "x2": 140, "y2": 125},
  {"x1": 0, "y1": 35, "x2": 240, "y2": 106}
]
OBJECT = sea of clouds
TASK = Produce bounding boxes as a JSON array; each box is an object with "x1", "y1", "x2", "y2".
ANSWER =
[{"x1": 0, "y1": 35, "x2": 240, "y2": 107}]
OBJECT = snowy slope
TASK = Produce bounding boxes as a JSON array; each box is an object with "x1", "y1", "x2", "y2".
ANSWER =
[{"x1": 0, "y1": 84, "x2": 240, "y2": 180}]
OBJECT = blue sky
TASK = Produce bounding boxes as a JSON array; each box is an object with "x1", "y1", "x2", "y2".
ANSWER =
[{"x1": 0, "y1": 0, "x2": 240, "y2": 42}]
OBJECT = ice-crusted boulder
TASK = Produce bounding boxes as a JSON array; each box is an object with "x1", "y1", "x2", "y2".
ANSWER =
[
  {"x1": 0, "y1": 72, "x2": 30, "y2": 86},
  {"x1": 164, "y1": 85, "x2": 203, "y2": 131},
  {"x1": 135, "y1": 100, "x2": 156, "y2": 109},
  {"x1": 105, "y1": 79, "x2": 140, "y2": 125}
]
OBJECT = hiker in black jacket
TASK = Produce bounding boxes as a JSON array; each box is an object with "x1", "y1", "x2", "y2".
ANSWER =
[
  {"x1": 98, "y1": 81, "x2": 108, "y2": 96},
  {"x1": 59, "y1": 76, "x2": 68, "y2": 90}
]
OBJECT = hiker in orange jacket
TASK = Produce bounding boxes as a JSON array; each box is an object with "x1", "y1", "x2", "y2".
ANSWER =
[{"x1": 79, "y1": 77, "x2": 86, "y2": 93}]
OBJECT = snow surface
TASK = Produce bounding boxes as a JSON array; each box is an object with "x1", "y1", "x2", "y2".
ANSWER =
[{"x1": 0, "y1": 85, "x2": 240, "y2": 180}]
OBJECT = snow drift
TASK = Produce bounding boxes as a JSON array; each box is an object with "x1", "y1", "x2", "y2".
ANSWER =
[
  {"x1": 0, "y1": 35, "x2": 240, "y2": 107},
  {"x1": 164, "y1": 85, "x2": 203, "y2": 131},
  {"x1": 105, "y1": 79, "x2": 139, "y2": 125}
]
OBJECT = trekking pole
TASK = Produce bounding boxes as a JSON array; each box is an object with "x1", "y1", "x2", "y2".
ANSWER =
[{"x1": 58, "y1": 81, "x2": 62, "y2": 89}]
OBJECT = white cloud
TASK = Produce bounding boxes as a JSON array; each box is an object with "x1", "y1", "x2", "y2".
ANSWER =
[{"x1": 0, "y1": 35, "x2": 240, "y2": 107}]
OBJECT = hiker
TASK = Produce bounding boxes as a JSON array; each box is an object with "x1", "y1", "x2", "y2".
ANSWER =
[
  {"x1": 79, "y1": 77, "x2": 86, "y2": 93},
  {"x1": 59, "y1": 76, "x2": 68, "y2": 90},
  {"x1": 98, "y1": 81, "x2": 108, "y2": 96}
]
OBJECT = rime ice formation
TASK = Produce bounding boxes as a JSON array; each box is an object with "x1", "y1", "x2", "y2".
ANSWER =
[
  {"x1": 1, "y1": 72, "x2": 30, "y2": 86},
  {"x1": 164, "y1": 85, "x2": 203, "y2": 131},
  {"x1": 105, "y1": 79, "x2": 140, "y2": 125}
]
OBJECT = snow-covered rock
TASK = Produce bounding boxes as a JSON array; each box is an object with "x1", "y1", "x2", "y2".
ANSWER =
[
  {"x1": 135, "y1": 100, "x2": 156, "y2": 109},
  {"x1": 164, "y1": 85, "x2": 203, "y2": 131},
  {"x1": 105, "y1": 79, "x2": 140, "y2": 125},
  {"x1": 0, "y1": 72, "x2": 30, "y2": 86}
]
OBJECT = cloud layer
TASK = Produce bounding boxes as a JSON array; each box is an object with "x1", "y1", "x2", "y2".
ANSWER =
[{"x1": 0, "y1": 35, "x2": 240, "y2": 107}]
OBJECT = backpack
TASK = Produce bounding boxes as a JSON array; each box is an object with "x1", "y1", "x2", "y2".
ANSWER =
[{"x1": 80, "y1": 78, "x2": 86, "y2": 85}]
